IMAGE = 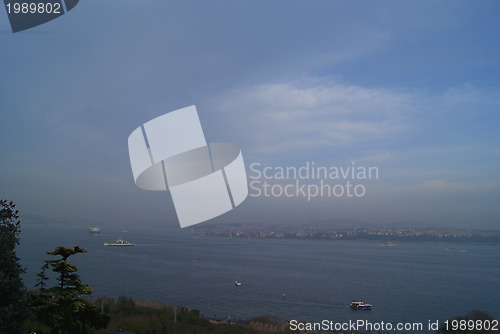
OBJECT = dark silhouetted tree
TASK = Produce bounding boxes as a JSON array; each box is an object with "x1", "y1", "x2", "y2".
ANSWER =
[
  {"x1": 0, "y1": 200, "x2": 27, "y2": 334},
  {"x1": 31, "y1": 246, "x2": 109, "y2": 334}
]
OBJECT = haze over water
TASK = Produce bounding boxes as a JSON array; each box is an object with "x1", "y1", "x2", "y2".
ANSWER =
[{"x1": 17, "y1": 223, "x2": 499, "y2": 333}]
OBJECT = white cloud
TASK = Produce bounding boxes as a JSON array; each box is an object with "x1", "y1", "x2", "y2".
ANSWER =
[{"x1": 208, "y1": 78, "x2": 415, "y2": 154}]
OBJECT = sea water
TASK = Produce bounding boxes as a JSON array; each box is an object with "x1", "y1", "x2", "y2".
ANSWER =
[{"x1": 17, "y1": 224, "x2": 500, "y2": 333}]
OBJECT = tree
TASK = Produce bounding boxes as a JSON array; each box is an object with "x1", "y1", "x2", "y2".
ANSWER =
[
  {"x1": 31, "y1": 246, "x2": 110, "y2": 334},
  {"x1": 0, "y1": 200, "x2": 27, "y2": 334}
]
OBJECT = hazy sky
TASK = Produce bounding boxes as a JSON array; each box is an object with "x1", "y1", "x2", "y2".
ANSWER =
[{"x1": 1, "y1": 1, "x2": 499, "y2": 229}]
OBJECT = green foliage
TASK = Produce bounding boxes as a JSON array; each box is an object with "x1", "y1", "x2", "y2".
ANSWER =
[
  {"x1": 94, "y1": 298, "x2": 259, "y2": 334},
  {"x1": 30, "y1": 246, "x2": 110, "y2": 334},
  {"x1": 116, "y1": 296, "x2": 137, "y2": 315},
  {"x1": 44, "y1": 245, "x2": 92, "y2": 296},
  {"x1": 0, "y1": 200, "x2": 27, "y2": 334},
  {"x1": 245, "y1": 315, "x2": 280, "y2": 325}
]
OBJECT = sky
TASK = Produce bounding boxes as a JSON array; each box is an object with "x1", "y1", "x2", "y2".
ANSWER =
[{"x1": 1, "y1": 0, "x2": 499, "y2": 230}]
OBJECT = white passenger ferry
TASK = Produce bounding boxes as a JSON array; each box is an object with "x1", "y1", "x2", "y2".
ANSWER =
[{"x1": 104, "y1": 239, "x2": 135, "y2": 246}]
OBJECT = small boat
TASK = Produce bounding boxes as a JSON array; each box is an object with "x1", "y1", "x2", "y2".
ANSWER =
[
  {"x1": 235, "y1": 280, "x2": 242, "y2": 286},
  {"x1": 350, "y1": 301, "x2": 372, "y2": 310},
  {"x1": 381, "y1": 241, "x2": 396, "y2": 247},
  {"x1": 88, "y1": 227, "x2": 101, "y2": 235},
  {"x1": 104, "y1": 239, "x2": 135, "y2": 246}
]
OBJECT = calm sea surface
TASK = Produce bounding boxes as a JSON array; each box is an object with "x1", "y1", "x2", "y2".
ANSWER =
[{"x1": 17, "y1": 224, "x2": 500, "y2": 333}]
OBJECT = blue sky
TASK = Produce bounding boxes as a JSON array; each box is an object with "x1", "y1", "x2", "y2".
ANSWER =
[{"x1": 1, "y1": 0, "x2": 499, "y2": 229}]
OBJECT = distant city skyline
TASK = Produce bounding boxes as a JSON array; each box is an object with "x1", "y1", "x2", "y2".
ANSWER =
[{"x1": 1, "y1": 1, "x2": 499, "y2": 230}]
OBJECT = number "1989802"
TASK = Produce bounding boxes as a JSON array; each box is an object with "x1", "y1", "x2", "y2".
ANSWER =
[{"x1": 5, "y1": 2, "x2": 61, "y2": 14}]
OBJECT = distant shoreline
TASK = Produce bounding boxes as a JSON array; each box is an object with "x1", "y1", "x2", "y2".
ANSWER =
[{"x1": 191, "y1": 224, "x2": 500, "y2": 244}]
